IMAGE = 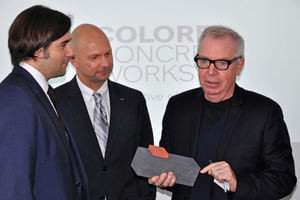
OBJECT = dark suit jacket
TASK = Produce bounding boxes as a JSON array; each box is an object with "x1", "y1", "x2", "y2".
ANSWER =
[
  {"x1": 0, "y1": 66, "x2": 87, "y2": 199},
  {"x1": 160, "y1": 84, "x2": 296, "y2": 200},
  {"x1": 55, "y1": 76, "x2": 156, "y2": 200}
]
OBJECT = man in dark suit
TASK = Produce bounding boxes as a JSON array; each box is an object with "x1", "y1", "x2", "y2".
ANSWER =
[
  {"x1": 149, "y1": 25, "x2": 296, "y2": 199},
  {"x1": 0, "y1": 5, "x2": 87, "y2": 200},
  {"x1": 55, "y1": 24, "x2": 156, "y2": 200}
]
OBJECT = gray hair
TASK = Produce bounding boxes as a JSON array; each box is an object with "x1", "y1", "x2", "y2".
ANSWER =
[{"x1": 198, "y1": 25, "x2": 245, "y2": 58}]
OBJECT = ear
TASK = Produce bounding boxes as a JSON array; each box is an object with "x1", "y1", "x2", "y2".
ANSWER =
[
  {"x1": 34, "y1": 48, "x2": 44, "y2": 59},
  {"x1": 236, "y1": 57, "x2": 245, "y2": 76},
  {"x1": 70, "y1": 55, "x2": 79, "y2": 69}
]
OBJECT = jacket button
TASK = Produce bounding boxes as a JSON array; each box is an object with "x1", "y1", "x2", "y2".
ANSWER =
[
  {"x1": 103, "y1": 166, "x2": 108, "y2": 171},
  {"x1": 75, "y1": 182, "x2": 81, "y2": 187}
]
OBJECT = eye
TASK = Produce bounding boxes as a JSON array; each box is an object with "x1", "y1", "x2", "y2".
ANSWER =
[
  {"x1": 199, "y1": 58, "x2": 208, "y2": 64},
  {"x1": 105, "y1": 51, "x2": 112, "y2": 56},
  {"x1": 219, "y1": 61, "x2": 227, "y2": 66},
  {"x1": 216, "y1": 60, "x2": 227, "y2": 66},
  {"x1": 61, "y1": 43, "x2": 67, "y2": 48},
  {"x1": 90, "y1": 55, "x2": 98, "y2": 59}
]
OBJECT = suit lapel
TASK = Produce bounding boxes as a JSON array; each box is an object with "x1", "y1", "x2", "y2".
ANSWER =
[
  {"x1": 66, "y1": 77, "x2": 103, "y2": 160},
  {"x1": 13, "y1": 66, "x2": 73, "y2": 157},
  {"x1": 37, "y1": 90, "x2": 72, "y2": 150},
  {"x1": 188, "y1": 89, "x2": 205, "y2": 158},
  {"x1": 215, "y1": 85, "x2": 243, "y2": 161},
  {"x1": 104, "y1": 80, "x2": 124, "y2": 159}
]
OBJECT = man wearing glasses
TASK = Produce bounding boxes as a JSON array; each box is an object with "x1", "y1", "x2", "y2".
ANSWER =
[{"x1": 149, "y1": 25, "x2": 296, "y2": 199}]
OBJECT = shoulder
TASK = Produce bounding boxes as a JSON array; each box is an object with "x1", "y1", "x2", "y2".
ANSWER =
[
  {"x1": 55, "y1": 78, "x2": 74, "y2": 94},
  {"x1": 1, "y1": 72, "x2": 35, "y2": 100},
  {"x1": 168, "y1": 87, "x2": 202, "y2": 104},
  {"x1": 235, "y1": 86, "x2": 283, "y2": 115},
  {"x1": 54, "y1": 77, "x2": 79, "y2": 101},
  {"x1": 108, "y1": 80, "x2": 144, "y2": 97},
  {"x1": 237, "y1": 86, "x2": 280, "y2": 107},
  {"x1": 55, "y1": 82, "x2": 69, "y2": 92},
  {"x1": 0, "y1": 83, "x2": 36, "y2": 121},
  {"x1": 0, "y1": 84, "x2": 31, "y2": 102}
]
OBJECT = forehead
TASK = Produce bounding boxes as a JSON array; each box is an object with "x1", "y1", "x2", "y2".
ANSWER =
[
  {"x1": 199, "y1": 35, "x2": 237, "y2": 59},
  {"x1": 81, "y1": 33, "x2": 111, "y2": 55},
  {"x1": 53, "y1": 30, "x2": 71, "y2": 44}
]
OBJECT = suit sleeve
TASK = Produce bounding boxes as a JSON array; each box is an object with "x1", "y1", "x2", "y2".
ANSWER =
[
  {"x1": 233, "y1": 103, "x2": 297, "y2": 199},
  {"x1": 0, "y1": 86, "x2": 37, "y2": 199},
  {"x1": 135, "y1": 92, "x2": 156, "y2": 199},
  {"x1": 158, "y1": 98, "x2": 177, "y2": 193}
]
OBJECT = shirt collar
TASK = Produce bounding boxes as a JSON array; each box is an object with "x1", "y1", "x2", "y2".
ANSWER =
[
  {"x1": 76, "y1": 75, "x2": 109, "y2": 101},
  {"x1": 19, "y1": 61, "x2": 49, "y2": 94}
]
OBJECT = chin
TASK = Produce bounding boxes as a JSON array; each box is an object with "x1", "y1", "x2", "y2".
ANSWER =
[
  {"x1": 57, "y1": 70, "x2": 67, "y2": 77},
  {"x1": 203, "y1": 88, "x2": 219, "y2": 94}
]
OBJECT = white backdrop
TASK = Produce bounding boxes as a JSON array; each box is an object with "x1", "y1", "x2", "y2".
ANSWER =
[{"x1": 1, "y1": 1, "x2": 300, "y2": 199}]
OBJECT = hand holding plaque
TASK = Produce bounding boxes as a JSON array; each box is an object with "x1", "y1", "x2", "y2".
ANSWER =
[{"x1": 131, "y1": 145, "x2": 200, "y2": 187}]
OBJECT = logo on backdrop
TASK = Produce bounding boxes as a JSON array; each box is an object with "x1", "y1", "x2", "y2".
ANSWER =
[{"x1": 101, "y1": 25, "x2": 206, "y2": 83}]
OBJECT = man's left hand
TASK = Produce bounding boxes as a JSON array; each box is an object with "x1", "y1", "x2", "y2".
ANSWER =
[{"x1": 200, "y1": 161, "x2": 237, "y2": 192}]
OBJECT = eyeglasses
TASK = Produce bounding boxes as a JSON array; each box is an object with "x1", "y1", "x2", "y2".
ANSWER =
[{"x1": 194, "y1": 54, "x2": 242, "y2": 70}]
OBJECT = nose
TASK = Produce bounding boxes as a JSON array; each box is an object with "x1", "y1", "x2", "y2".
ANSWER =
[
  {"x1": 99, "y1": 55, "x2": 110, "y2": 67},
  {"x1": 66, "y1": 43, "x2": 74, "y2": 57},
  {"x1": 207, "y1": 62, "x2": 218, "y2": 75}
]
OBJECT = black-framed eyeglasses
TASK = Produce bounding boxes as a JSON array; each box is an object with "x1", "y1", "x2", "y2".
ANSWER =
[{"x1": 194, "y1": 54, "x2": 242, "y2": 70}]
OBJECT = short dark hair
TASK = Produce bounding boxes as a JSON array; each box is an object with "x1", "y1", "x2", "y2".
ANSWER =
[{"x1": 8, "y1": 5, "x2": 71, "y2": 66}]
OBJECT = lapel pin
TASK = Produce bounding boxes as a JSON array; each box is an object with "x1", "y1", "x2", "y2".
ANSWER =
[{"x1": 120, "y1": 98, "x2": 125, "y2": 100}]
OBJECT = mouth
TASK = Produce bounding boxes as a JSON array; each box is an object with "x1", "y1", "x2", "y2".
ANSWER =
[
  {"x1": 97, "y1": 67, "x2": 111, "y2": 73},
  {"x1": 206, "y1": 80, "x2": 219, "y2": 87},
  {"x1": 63, "y1": 58, "x2": 70, "y2": 64}
]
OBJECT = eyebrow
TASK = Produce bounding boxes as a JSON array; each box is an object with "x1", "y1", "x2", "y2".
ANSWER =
[
  {"x1": 88, "y1": 49, "x2": 112, "y2": 58},
  {"x1": 198, "y1": 56, "x2": 230, "y2": 60},
  {"x1": 61, "y1": 38, "x2": 72, "y2": 45}
]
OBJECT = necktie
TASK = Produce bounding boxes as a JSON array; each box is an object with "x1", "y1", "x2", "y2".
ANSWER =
[
  {"x1": 93, "y1": 92, "x2": 109, "y2": 158},
  {"x1": 47, "y1": 85, "x2": 68, "y2": 140}
]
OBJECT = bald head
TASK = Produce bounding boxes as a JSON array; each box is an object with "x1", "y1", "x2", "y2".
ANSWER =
[
  {"x1": 70, "y1": 23, "x2": 113, "y2": 91},
  {"x1": 71, "y1": 24, "x2": 110, "y2": 54}
]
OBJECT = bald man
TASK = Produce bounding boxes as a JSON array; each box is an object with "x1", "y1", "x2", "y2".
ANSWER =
[{"x1": 55, "y1": 24, "x2": 156, "y2": 200}]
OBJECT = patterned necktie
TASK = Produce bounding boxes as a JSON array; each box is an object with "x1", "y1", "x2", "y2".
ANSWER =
[
  {"x1": 47, "y1": 85, "x2": 68, "y2": 140},
  {"x1": 93, "y1": 92, "x2": 109, "y2": 158}
]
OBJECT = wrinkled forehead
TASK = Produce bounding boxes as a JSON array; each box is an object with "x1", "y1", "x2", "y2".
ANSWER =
[
  {"x1": 75, "y1": 37, "x2": 111, "y2": 59},
  {"x1": 198, "y1": 35, "x2": 238, "y2": 58},
  {"x1": 200, "y1": 34, "x2": 237, "y2": 48}
]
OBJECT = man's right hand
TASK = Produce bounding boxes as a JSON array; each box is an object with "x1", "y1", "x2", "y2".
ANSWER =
[{"x1": 148, "y1": 172, "x2": 176, "y2": 187}]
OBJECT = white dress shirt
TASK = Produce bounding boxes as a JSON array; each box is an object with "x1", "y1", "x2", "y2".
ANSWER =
[
  {"x1": 76, "y1": 75, "x2": 111, "y2": 126},
  {"x1": 19, "y1": 62, "x2": 55, "y2": 111}
]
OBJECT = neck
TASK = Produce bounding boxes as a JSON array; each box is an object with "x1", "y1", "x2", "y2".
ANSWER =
[{"x1": 23, "y1": 60, "x2": 50, "y2": 81}]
